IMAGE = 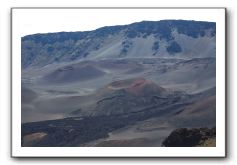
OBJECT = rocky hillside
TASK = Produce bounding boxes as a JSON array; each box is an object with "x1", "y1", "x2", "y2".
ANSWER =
[
  {"x1": 162, "y1": 127, "x2": 216, "y2": 147},
  {"x1": 22, "y1": 20, "x2": 216, "y2": 68}
]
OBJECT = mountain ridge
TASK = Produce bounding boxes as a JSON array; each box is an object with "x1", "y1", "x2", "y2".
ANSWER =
[
  {"x1": 22, "y1": 20, "x2": 216, "y2": 68},
  {"x1": 22, "y1": 20, "x2": 216, "y2": 40}
]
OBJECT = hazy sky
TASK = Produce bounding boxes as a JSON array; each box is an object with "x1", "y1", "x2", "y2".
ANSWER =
[{"x1": 13, "y1": 8, "x2": 220, "y2": 37}]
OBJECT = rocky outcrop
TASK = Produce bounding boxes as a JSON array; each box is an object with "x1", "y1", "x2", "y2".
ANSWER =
[{"x1": 162, "y1": 127, "x2": 216, "y2": 147}]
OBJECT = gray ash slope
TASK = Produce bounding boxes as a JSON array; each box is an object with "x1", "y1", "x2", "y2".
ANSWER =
[
  {"x1": 21, "y1": 20, "x2": 216, "y2": 147},
  {"x1": 22, "y1": 79, "x2": 215, "y2": 147},
  {"x1": 22, "y1": 20, "x2": 215, "y2": 68},
  {"x1": 21, "y1": 78, "x2": 216, "y2": 147}
]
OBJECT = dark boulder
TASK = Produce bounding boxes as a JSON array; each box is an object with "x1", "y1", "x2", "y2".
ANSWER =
[{"x1": 162, "y1": 127, "x2": 216, "y2": 147}]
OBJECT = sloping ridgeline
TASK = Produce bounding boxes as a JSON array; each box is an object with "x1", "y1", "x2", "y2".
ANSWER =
[{"x1": 21, "y1": 20, "x2": 215, "y2": 68}]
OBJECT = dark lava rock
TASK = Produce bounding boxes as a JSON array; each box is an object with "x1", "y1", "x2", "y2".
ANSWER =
[{"x1": 162, "y1": 127, "x2": 216, "y2": 147}]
